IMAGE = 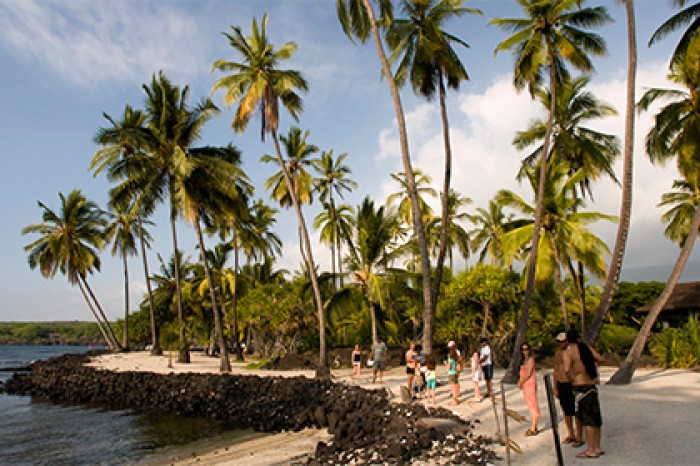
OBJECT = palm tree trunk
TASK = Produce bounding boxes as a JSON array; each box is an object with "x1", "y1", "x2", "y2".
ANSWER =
[
  {"x1": 232, "y1": 240, "x2": 244, "y2": 361},
  {"x1": 481, "y1": 302, "x2": 491, "y2": 338},
  {"x1": 77, "y1": 279, "x2": 113, "y2": 349},
  {"x1": 586, "y1": 0, "x2": 637, "y2": 346},
  {"x1": 503, "y1": 61, "x2": 558, "y2": 384},
  {"x1": 122, "y1": 251, "x2": 130, "y2": 350},
  {"x1": 431, "y1": 75, "x2": 452, "y2": 314},
  {"x1": 362, "y1": 0, "x2": 434, "y2": 354},
  {"x1": 550, "y1": 235, "x2": 570, "y2": 331},
  {"x1": 609, "y1": 203, "x2": 700, "y2": 384},
  {"x1": 170, "y1": 189, "x2": 189, "y2": 364},
  {"x1": 272, "y1": 132, "x2": 328, "y2": 377},
  {"x1": 80, "y1": 275, "x2": 121, "y2": 351},
  {"x1": 578, "y1": 261, "x2": 587, "y2": 336},
  {"x1": 194, "y1": 217, "x2": 231, "y2": 372},
  {"x1": 330, "y1": 198, "x2": 338, "y2": 290},
  {"x1": 370, "y1": 301, "x2": 378, "y2": 344},
  {"x1": 137, "y1": 216, "x2": 161, "y2": 355}
]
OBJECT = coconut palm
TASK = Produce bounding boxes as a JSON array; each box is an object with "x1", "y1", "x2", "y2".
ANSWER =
[
  {"x1": 341, "y1": 197, "x2": 404, "y2": 342},
  {"x1": 469, "y1": 198, "x2": 528, "y2": 266},
  {"x1": 514, "y1": 74, "x2": 620, "y2": 334},
  {"x1": 110, "y1": 72, "x2": 218, "y2": 363},
  {"x1": 91, "y1": 105, "x2": 162, "y2": 355},
  {"x1": 386, "y1": 0, "x2": 481, "y2": 319},
  {"x1": 498, "y1": 163, "x2": 614, "y2": 331},
  {"x1": 212, "y1": 14, "x2": 329, "y2": 376},
  {"x1": 314, "y1": 202, "x2": 355, "y2": 288},
  {"x1": 610, "y1": 35, "x2": 700, "y2": 384},
  {"x1": 426, "y1": 189, "x2": 471, "y2": 271},
  {"x1": 587, "y1": 0, "x2": 640, "y2": 346},
  {"x1": 336, "y1": 0, "x2": 436, "y2": 354},
  {"x1": 104, "y1": 203, "x2": 154, "y2": 349},
  {"x1": 22, "y1": 190, "x2": 120, "y2": 351},
  {"x1": 490, "y1": 0, "x2": 611, "y2": 382},
  {"x1": 649, "y1": 0, "x2": 700, "y2": 66},
  {"x1": 658, "y1": 179, "x2": 700, "y2": 246},
  {"x1": 387, "y1": 170, "x2": 436, "y2": 230},
  {"x1": 312, "y1": 150, "x2": 357, "y2": 288}
]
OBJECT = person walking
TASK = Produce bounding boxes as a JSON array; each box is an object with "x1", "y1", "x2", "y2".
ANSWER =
[
  {"x1": 518, "y1": 342, "x2": 541, "y2": 436},
  {"x1": 469, "y1": 342, "x2": 483, "y2": 402},
  {"x1": 553, "y1": 332, "x2": 582, "y2": 446},
  {"x1": 351, "y1": 344, "x2": 362, "y2": 379},
  {"x1": 479, "y1": 338, "x2": 494, "y2": 398},
  {"x1": 370, "y1": 336, "x2": 388, "y2": 383},
  {"x1": 405, "y1": 342, "x2": 417, "y2": 391},
  {"x1": 563, "y1": 329, "x2": 606, "y2": 459},
  {"x1": 445, "y1": 341, "x2": 462, "y2": 405},
  {"x1": 425, "y1": 356, "x2": 437, "y2": 406}
]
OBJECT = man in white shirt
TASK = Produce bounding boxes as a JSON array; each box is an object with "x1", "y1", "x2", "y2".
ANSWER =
[{"x1": 479, "y1": 337, "x2": 493, "y2": 398}]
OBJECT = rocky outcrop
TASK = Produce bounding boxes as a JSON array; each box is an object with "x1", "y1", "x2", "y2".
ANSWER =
[{"x1": 5, "y1": 352, "x2": 497, "y2": 464}]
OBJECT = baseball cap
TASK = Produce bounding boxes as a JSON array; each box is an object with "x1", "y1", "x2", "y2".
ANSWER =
[
  {"x1": 555, "y1": 332, "x2": 567, "y2": 342},
  {"x1": 448, "y1": 340, "x2": 456, "y2": 348}
]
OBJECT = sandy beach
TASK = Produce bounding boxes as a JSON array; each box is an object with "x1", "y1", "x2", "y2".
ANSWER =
[{"x1": 88, "y1": 352, "x2": 700, "y2": 465}]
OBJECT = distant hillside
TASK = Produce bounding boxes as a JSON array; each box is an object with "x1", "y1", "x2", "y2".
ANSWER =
[
  {"x1": 620, "y1": 260, "x2": 700, "y2": 283},
  {"x1": 0, "y1": 321, "x2": 104, "y2": 346}
]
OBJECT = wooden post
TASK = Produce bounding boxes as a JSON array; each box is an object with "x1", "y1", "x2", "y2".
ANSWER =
[
  {"x1": 500, "y1": 381, "x2": 511, "y2": 466},
  {"x1": 544, "y1": 373, "x2": 564, "y2": 466}
]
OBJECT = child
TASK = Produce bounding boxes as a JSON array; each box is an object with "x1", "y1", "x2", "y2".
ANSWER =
[
  {"x1": 351, "y1": 344, "x2": 362, "y2": 379},
  {"x1": 425, "y1": 357, "x2": 437, "y2": 406}
]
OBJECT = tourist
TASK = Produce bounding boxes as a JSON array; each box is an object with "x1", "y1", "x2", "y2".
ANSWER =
[
  {"x1": 469, "y1": 341, "x2": 483, "y2": 402},
  {"x1": 563, "y1": 329, "x2": 606, "y2": 459},
  {"x1": 351, "y1": 344, "x2": 362, "y2": 379},
  {"x1": 370, "y1": 336, "x2": 387, "y2": 383},
  {"x1": 479, "y1": 337, "x2": 494, "y2": 398},
  {"x1": 405, "y1": 342, "x2": 417, "y2": 391},
  {"x1": 553, "y1": 332, "x2": 582, "y2": 446},
  {"x1": 425, "y1": 356, "x2": 437, "y2": 406},
  {"x1": 445, "y1": 341, "x2": 461, "y2": 405},
  {"x1": 518, "y1": 342, "x2": 541, "y2": 436}
]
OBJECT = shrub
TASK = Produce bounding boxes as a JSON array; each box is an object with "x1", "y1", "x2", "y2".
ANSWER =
[{"x1": 596, "y1": 324, "x2": 638, "y2": 354}]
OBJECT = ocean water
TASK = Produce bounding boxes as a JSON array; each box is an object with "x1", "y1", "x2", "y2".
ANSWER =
[{"x1": 0, "y1": 345, "x2": 251, "y2": 465}]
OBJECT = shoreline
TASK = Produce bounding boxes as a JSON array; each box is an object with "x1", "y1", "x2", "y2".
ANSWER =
[{"x1": 8, "y1": 350, "x2": 700, "y2": 465}]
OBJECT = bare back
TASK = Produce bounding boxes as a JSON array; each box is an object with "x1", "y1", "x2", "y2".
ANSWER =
[{"x1": 563, "y1": 344, "x2": 597, "y2": 386}]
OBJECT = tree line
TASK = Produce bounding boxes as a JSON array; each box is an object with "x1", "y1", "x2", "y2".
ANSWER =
[{"x1": 21, "y1": 0, "x2": 700, "y2": 383}]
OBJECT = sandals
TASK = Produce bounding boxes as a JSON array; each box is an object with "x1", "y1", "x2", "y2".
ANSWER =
[
  {"x1": 570, "y1": 440, "x2": 585, "y2": 448},
  {"x1": 576, "y1": 451, "x2": 600, "y2": 459},
  {"x1": 562, "y1": 437, "x2": 575, "y2": 444},
  {"x1": 524, "y1": 428, "x2": 540, "y2": 436}
]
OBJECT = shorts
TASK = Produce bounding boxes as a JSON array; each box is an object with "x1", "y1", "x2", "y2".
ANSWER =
[
  {"x1": 373, "y1": 360, "x2": 385, "y2": 370},
  {"x1": 426, "y1": 379, "x2": 436, "y2": 390},
  {"x1": 448, "y1": 373, "x2": 459, "y2": 384},
  {"x1": 556, "y1": 381, "x2": 575, "y2": 416},
  {"x1": 574, "y1": 385, "x2": 602, "y2": 427},
  {"x1": 482, "y1": 364, "x2": 493, "y2": 380},
  {"x1": 352, "y1": 361, "x2": 361, "y2": 367},
  {"x1": 406, "y1": 367, "x2": 416, "y2": 375}
]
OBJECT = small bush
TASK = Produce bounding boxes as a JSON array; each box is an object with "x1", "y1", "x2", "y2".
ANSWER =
[
  {"x1": 597, "y1": 324, "x2": 638, "y2": 354},
  {"x1": 649, "y1": 315, "x2": 700, "y2": 369}
]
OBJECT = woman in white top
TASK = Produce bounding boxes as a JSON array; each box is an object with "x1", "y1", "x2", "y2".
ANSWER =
[{"x1": 470, "y1": 342, "x2": 483, "y2": 401}]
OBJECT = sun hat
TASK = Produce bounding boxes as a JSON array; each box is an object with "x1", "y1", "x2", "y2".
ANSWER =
[
  {"x1": 555, "y1": 332, "x2": 567, "y2": 342},
  {"x1": 448, "y1": 340, "x2": 456, "y2": 348}
]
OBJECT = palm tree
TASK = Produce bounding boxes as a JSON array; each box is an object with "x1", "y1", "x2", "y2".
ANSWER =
[
  {"x1": 386, "y1": 0, "x2": 481, "y2": 324},
  {"x1": 658, "y1": 179, "x2": 700, "y2": 246},
  {"x1": 587, "y1": 0, "x2": 640, "y2": 346},
  {"x1": 105, "y1": 203, "x2": 154, "y2": 349},
  {"x1": 22, "y1": 190, "x2": 121, "y2": 351},
  {"x1": 490, "y1": 0, "x2": 611, "y2": 382},
  {"x1": 91, "y1": 104, "x2": 162, "y2": 355},
  {"x1": 610, "y1": 35, "x2": 700, "y2": 384},
  {"x1": 212, "y1": 15, "x2": 329, "y2": 376},
  {"x1": 469, "y1": 198, "x2": 527, "y2": 266},
  {"x1": 649, "y1": 0, "x2": 700, "y2": 66},
  {"x1": 111, "y1": 72, "x2": 218, "y2": 363},
  {"x1": 497, "y1": 163, "x2": 614, "y2": 331},
  {"x1": 337, "y1": 0, "x2": 436, "y2": 354},
  {"x1": 514, "y1": 74, "x2": 620, "y2": 334},
  {"x1": 427, "y1": 189, "x2": 472, "y2": 271},
  {"x1": 314, "y1": 202, "x2": 355, "y2": 288},
  {"x1": 387, "y1": 170, "x2": 436, "y2": 232},
  {"x1": 180, "y1": 146, "x2": 250, "y2": 372},
  {"x1": 342, "y1": 197, "x2": 405, "y2": 342},
  {"x1": 312, "y1": 150, "x2": 357, "y2": 288}
]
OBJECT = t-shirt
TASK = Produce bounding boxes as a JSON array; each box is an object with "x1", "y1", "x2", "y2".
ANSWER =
[
  {"x1": 372, "y1": 342, "x2": 387, "y2": 362},
  {"x1": 447, "y1": 356, "x2": 459, "y2": 375},
  {"x1": 426, "y1": 370, "x2": 436, "y2": 382},
  {"x1": 480, "y1": 345, "x2": 492, "y2": 366}
]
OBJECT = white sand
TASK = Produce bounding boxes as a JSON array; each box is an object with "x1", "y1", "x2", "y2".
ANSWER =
[{"x1": 88, "y1": 352, "x2": 700, "y2": 465}]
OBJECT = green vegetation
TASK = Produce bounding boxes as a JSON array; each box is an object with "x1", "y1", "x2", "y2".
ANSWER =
[{"x1": 0, "y1": 321, "x2": 103, "y2": 345}]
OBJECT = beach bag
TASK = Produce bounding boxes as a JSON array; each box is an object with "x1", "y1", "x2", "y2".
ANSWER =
[{"x1": 367, "y1": 359, "x2": 375, "y2": 367}]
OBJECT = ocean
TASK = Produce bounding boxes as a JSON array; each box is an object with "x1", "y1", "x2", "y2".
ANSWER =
[{"x1": 0, "y1": 345, "x2": 253, "y2": 465}]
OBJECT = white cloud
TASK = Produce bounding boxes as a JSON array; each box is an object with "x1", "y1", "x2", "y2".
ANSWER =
[{"x1": 0, "y1": 0, "x2": 209, "y2": 87}]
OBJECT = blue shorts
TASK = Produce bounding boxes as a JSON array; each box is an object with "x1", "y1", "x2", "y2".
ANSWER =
[
  {"x1": 482, "y1": 364, "x2": 493, "y2": 380},
  {"x1": 426, "y1": 379, "x2": 436, "y2": 390}
]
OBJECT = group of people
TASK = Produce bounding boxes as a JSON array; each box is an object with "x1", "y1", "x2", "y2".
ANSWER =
[
  {"x1": 518, "y1": 328, "x2": 605, "y2": 460},
  {"x1": 351, "y1": 337, "x2": 495, "y2": 407}
]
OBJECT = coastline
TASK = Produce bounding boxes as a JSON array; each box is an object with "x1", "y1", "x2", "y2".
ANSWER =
[{"x1": 8, "y1": 351, "x2": 700, "y2": 465}]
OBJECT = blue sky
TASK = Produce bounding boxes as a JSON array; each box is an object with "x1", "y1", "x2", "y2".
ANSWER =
[{"x1": 1, "y1": 0, "x2": 697, "y2": 322}]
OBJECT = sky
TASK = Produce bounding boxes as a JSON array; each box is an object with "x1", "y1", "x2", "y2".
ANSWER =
[{"x1": 1, "y1": 0, "x2": 698, "y2": 322}]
